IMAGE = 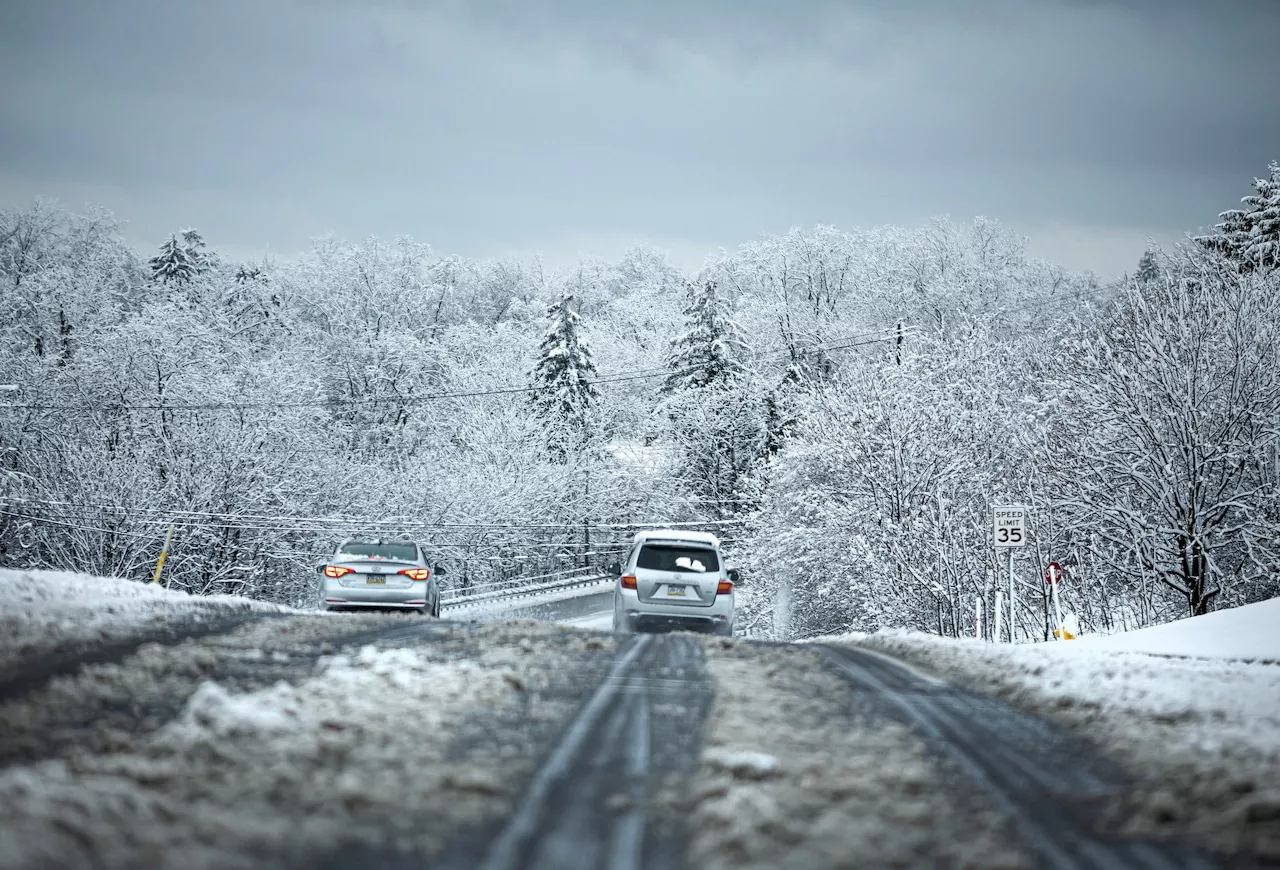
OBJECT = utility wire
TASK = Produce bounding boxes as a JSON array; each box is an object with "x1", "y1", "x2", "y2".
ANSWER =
[
  {"x1": 3, "y1": 327, "x2": 912, "y2": 414},
  {"x1": 3, "y1": 499, "x2": 747, "y2": 532}
]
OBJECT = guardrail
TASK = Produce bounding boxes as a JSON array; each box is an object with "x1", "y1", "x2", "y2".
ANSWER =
[{"x1": 441, "y1": 572, "x2": 613, "y2": 609}]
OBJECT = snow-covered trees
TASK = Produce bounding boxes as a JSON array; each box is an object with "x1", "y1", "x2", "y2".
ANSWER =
[
  {"x1": 1195, "y1": 161, "x2": 1280, "y2": 272},
  {"x1": 1051, "y1": 250, "x2": 1280, "y2": 616},
  {"x1": 663, "y1": 280, "x2": 746, "y2": 393},
  {"x1": 4, "y1": 162, "x2": 1277, "y2": 626},
  {"x1": 530, "y1": 293, "x2": 599, "y2": 462},
  {"x1": 656, "y1": 278, "x2": 763, "y2": 517}
]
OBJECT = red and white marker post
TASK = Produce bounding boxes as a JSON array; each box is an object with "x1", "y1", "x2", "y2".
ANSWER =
[{"x1": 1045, "y1": 561, "x2": 1064, "y2": 640}]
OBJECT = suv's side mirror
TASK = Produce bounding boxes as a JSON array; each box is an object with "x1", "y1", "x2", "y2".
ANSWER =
[
  {"x1": 727, "y1": 568, "x2": 742, "y2": 587},
  {"x1": 607, "y1": 562, "x2": 622, "y2": 576}
]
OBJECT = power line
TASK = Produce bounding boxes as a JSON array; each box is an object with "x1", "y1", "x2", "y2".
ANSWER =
[
  {"x1": 2, "y1": 499, "x2": 748, "y2": 532},
  {"x1": 0, "y1": 509, "x2": 161, "y2": 542},
  {"x1": 3, "y1": 327, "x2": 911, "y2": 414}
]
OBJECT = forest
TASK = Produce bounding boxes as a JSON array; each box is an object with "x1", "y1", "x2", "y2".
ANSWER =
[{"x1": 2, "y1": 161, "x2": 1278, "y2": 641}]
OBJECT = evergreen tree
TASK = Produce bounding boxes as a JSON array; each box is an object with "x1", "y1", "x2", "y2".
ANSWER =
[
  {"x1": 659, "y1": 279, "x2": 763, "y2": 515},
  {"x1": 149, "y1": 228, "x2": 212, "y2": 285},
  {"x1": 1135, "y1": 249, "x2": 1162, "y2": 286},
  {"x1": 1239, "y1": 161, "x2": 1280, "y2": 270},
  {"x1": 181, "y1": 229, "x2": 212, "y2": 272},
  {"x1": 149, "y1": 234, "x2": 196, "y2": 284},
  {"x1": 530, "y1": 293, "x2": 599, "y2": 461},
  {"x1": 662, "y1": 279, "x2": 745, "y2": 393},
  {"x1": 1195, "y1": 161, "x2": 1280, "y2": 272}
]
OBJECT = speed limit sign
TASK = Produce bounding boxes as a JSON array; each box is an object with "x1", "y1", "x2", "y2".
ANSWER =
[{"x1": 992, "y1": 505, "x2": 1029, "y2": 548}]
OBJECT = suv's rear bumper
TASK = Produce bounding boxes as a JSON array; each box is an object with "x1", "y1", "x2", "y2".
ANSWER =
[{"x1": 623, "y1": 612, "x2": 732, "y2": 635}]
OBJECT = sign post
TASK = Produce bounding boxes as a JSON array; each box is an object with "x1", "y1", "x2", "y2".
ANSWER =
[
  {"x1": 151, "y1": 524, "x2": 176, "y2": 586},
  {"x1": 993, "y1": 505, "x2": 1029, "y2": 642},
  {"x1": 1045, "y1": 561, "x2": 1065, "y2": 641},
  {"x1": 993, "y1": 590, "x2": 1004, "y2": 646}
]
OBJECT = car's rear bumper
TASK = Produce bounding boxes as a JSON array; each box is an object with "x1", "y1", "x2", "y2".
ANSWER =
[
  {"x1": 321, "y1": 578, "x2": 430, "y2": 610},
  {"x1": 616, "y1": 587, "x2": 733, "y2": 635}
]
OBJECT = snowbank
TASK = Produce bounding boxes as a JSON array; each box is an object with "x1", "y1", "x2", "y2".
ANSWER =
[
  {"x1": 0, "y1": 615, "x2": 617, "y2": 869},
  {"x1": 1073, "y1": 597, "x2": 1280, "y2": 661},
  {"x1": 0, "y1": 568, "x2": 290, "y2": 663}
]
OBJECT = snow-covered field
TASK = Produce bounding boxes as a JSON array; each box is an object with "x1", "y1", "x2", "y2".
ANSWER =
[{"x1": 820, "y1": 600, "x2": 1280, "y2": 859}]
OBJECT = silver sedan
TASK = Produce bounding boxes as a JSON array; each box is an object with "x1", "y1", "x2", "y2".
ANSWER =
[{"x1": 317, "y1": 538, "x2": 444, "y2": 616}]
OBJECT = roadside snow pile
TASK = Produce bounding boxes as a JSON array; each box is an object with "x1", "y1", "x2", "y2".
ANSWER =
[
  {"x1": 0, "y1": 648, "x2": 512, "y2": 869},
  {"x1": 1073, "y1": 596, "x2": 1280, "y2": 661},
  {"x1": 0, "y1": 568, "x2": 290, "y2": 662},
  {"x1": 820, "y1": 599, "x2": 1280, "y2": 861},
  {"x1": 0, "y1": 623, "x2": 612, "y2": 869}
]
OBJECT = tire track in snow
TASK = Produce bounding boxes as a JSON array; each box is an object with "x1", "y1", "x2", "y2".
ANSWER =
[
  {"x1": 818, "y1": 644, "x2": 1219, "y2": 870},
  {"x1": 435, "y1": 632, "x2": 713, "y2": 870}
]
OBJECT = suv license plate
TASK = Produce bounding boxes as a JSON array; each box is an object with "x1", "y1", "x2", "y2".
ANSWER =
[
  {"x1": 366, "y1": 577, "x2": 386, "y2": 585},
  {"x1": 667, "y1": 585, "x2": 686, "y2": 597}
]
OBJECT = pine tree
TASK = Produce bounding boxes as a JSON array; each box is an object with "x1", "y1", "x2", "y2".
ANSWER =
[
  {"x1": 530, "y1": 293, "x2": 599, "y2": 461},
  {"x1": 662, "y1": 279, "x2": 745, "y2": 393},
  {"x1": 149, "y1": 228, "x2": 212, "y2": 285},
  {"x1": 1239, "y1": 161, "x2": 1280, "y2": 270},
  {"x1": 180, "y1": 229, "x2": 212, "y2": 273},
  {"x1": 1195, "y1": 161, "x2": 1280, "y2": 272},
  {"x1": 149, "y1": 234, "x2": 197, "y2": 284},
  {"x1": 1135, "y1": 249, "x2": 1162, "y2": 286}
]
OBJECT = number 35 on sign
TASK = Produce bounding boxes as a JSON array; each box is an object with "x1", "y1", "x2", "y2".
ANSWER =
[{"x1": 992, "y1": 505, "x2": 1030, "y2": 548}]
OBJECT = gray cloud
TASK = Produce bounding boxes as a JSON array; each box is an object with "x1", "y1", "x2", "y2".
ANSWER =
[{"x1": 1, "y1": 0, "x2": 1276, "y2": 276}]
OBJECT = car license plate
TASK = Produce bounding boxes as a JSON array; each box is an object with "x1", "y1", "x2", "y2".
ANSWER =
[
  {"x1": 366, "y1": 576, "x2": 386, "y2": 585},
  {"x1": 667, "y1": 585, "x2": 686, "y2": 597}
]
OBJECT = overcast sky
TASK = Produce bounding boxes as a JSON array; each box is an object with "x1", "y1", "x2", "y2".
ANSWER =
[{"x1": 2, "y1": 0, "x2": 1277, "y2": 277}]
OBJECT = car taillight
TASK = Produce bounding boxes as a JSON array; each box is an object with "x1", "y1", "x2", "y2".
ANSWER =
[
  {"x1": 323, "y1": 565, "x2": 354, "y2": 578},
  {"x1": 716, "y1": 581, "x2": 734, "y2": 595},
  {"x1": 621, "y1": 574, "x2": 637, "y2": 590},
  {"x1": 398, "y1": 568, "x2": 430, "y2": 581}
]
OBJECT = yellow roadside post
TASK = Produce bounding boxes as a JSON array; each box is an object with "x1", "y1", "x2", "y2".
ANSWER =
[{"x1": 151, "y1": 524, "x2": 176, "y2": 585}]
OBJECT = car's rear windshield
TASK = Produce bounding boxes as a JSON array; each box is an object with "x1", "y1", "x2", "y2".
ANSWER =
[
  {"x1": 338, "y1": 542, "x2": 418, "y2": 561},
  {"x1": 636, "y1": 544, "x2": 719, "y2": 573}
]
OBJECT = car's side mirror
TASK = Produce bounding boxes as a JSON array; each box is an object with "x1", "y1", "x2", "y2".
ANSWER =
[
  {"x1": 315, "y1": 563, "x2": 328, "y2": 575},
  {"x1": 727, "y1": 568, "x2": 742, "y2": 587},
  {"x1": 607, "y1": 562, "x2": 622, "y2": 576},
  {"x1": 434, "y1": 564, "x2": 447, "y2": 577}
]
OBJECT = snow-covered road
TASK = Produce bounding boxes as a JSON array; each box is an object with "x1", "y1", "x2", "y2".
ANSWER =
[{"x1": 1, "y1": 568, "x2": 1275, "y2": 868}]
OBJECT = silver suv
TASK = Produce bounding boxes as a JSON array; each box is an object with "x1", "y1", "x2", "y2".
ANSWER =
[
  {"x1": 610, "y1": 529, "x2": 738, "y2": 636},
  {"x1": 317, "y1": 538, "x2": 444, "y2": 616}
]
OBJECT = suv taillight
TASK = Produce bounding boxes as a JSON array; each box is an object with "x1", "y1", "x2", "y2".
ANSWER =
[
  {"x1": 324, "y1": 565, "x2": 354, "y2": 578},
  {"x1": 398, "y1": 568, "x2": 430, "y2": 581},
  {"x1": 621, "y1": 574, "x2": 637, "y2": 590},
  {"x1": 716, "y1": 581, "x2": 733, "y2": 595}
]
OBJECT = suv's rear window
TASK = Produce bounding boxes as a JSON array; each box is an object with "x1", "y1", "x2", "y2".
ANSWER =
[
  {"x1": 338, "y1": 542, "x2": 418, "y2": 561},
  {"x1": 636, "y1": 544, "x2": 719, "y2": 573}
]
